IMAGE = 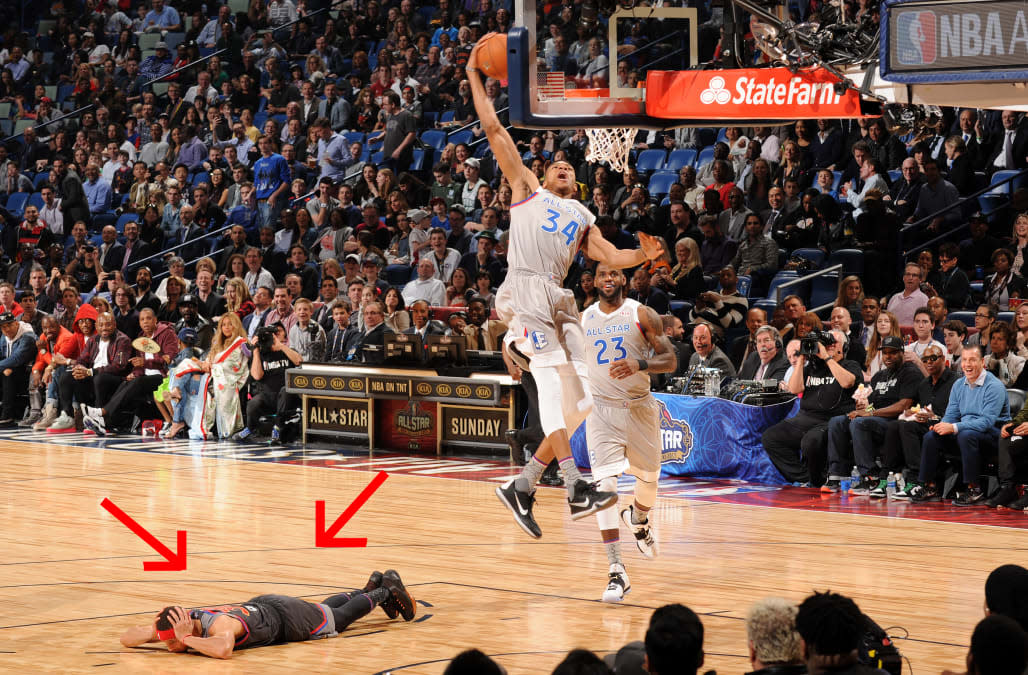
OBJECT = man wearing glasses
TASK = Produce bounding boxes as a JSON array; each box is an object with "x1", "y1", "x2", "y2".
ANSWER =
[
  {"x1": 823, "y1": 336, "x2": 923, "y2": 495},
  {"x1": 886, "y1": 263, "x2": 930, "y2": 327},
  {"x1": 968, "y1": 303, "x2": 999, "y2": 354},
  {"x1": 884, "y1": 344, "x2": 957, "y2": 499},
  {"x1": 930, "y1": 242, "x2": 971, "y2": 311}
]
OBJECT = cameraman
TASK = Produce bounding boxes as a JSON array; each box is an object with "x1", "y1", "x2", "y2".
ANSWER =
[
  {"x1": 232, "y1": 323, "x2": 301, "y2": 443},
  {"x1": 761, "y1": 329, "x2": 862, "y2": 487}
]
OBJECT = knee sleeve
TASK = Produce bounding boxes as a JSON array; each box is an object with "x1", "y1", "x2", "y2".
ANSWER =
[
  {"x1": 594, "y1": 477, "x2": 620, "y2": 530},
  {"x1": 559, "y1": 361, "x2": 592, "y2": 432},
  {"x1": 633, "y1": 476, "x2": 658, "y2": 509}
]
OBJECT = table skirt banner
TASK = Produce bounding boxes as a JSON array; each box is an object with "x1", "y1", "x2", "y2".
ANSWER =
[{"x1": 570, "y1": 394, "x2": 799, "y2": 484}]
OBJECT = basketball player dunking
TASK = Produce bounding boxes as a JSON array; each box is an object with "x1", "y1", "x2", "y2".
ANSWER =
[
  {"x1": 119, "y1": 570, "x2": 415, "y2": 658},
  {"x1": 467, "y1": 38, "x2": 665, "y2": 538},
  {"x1": 582, "y1": 263, "x2": 676, "y2": 602}
]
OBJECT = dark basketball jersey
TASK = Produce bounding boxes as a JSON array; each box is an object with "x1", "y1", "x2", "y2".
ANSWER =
[
  {"x1": 195, "y1": 602, "x2": 282, "y2": 649},
  {"x1": 195, "y1": 595, "x2": 332, "y2": 649}
]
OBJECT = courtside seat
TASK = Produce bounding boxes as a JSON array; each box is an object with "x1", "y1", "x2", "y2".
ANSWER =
[{"x1": 946, "y1": 311, "x2": 976, "y2": 330}]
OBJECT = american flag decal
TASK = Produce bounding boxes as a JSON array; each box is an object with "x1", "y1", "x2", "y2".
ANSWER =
[{"x1": 539, "y1": 72, "x2": 566, "y2": 100}]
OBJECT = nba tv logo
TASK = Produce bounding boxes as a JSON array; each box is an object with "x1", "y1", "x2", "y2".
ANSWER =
[{"x1": 896, "y1": 10, "x2": 936, "y2": 65}]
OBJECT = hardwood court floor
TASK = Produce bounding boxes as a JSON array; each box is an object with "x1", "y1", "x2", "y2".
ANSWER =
[{"x1": 1, "y1": 435, "x2": 1024, "y2": 673}]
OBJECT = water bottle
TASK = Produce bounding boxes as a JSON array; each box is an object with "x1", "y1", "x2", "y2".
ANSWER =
[
  {"x1": 886, "y1": 472, "x2": 897, "y2": 500},
  {"x1": 896, "y1": 473, "x2": 906, "y2": 493},
  {"x1": 850, "y1": 466, "x2": 861, "y2": 483}
]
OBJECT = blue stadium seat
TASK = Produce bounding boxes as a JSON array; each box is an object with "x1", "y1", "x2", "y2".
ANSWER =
[
  {"x1": 56, "y1": 84, "x2": 74, "y2": 102},
  {"x1": 343, "y1": 131, "x2": 365, "y2": 146},
  {"x1": 383, "y1": 264, "x2": 412, "y2": 286},
  {"x1": 753, "y1": 298, "x2": 778, "y2": 316},
  {"x1": 439, "y1": 109, "x2": 455, "y2": 124},
  {"x1": 970, "y1": 280, "x2": 984, "y2": 294},
  {"x1": 191, "y1": 171, "x2": 210, "y2": 187},
  {"x1": 999, "y1": 311, "x2": 1015, "y2": 324},
  {"x1": 448, "y1": 129, "x2": 473, "y2": 146},
  {"x1": 826, "y1": 248, "x2": 864, "y2": 276},
  {"x1": 888, "y1": 170, "x2": 901, "y2": 183},
  {"x1": 420, "y1": 129, "x2": 447, "y2": 151},
  {"x1": 27, "y1": 192, "x2": 44, "y2": 211},
  {"x1": 410, "y1": 147, "x2": 428, "y2": 172},
  {"x1": 695, "y1": 145, "x2": 716, "y2": 169},
  {"x1": 371, "y1": 151, "x2": 384, "y2": 165},
  {"x1": 716, "y1": 127, "x2": 728, "y2": 143},
  {"x1": 831, "y1": 171, "x2": 842, "y2": 191},
  {"x1": 947, "y1": 311, "x2": 976, "y2": 329},
  {"x1": 474, "y1": 143, "x2": 491, "y2": 158},
  {"x1": 33, "y1": 172, "x2": 50, "y2": 190},
  {"x1": 422, "y1": 111, "x2": 438, "y2": 127},
  {"x1": 669, "y1": 300, "x2": 692, "y2": 325},
  {"x1": 92, "y1": 213, "x2": 117, "y2": 231},
  {"x1": 4, "y1": 193, "x2": 28, "y2": 218},
  {"x1": 116, "y1": 213, "x2": 139, "y2": 233},
  {"x1": 665, "y1": 149, "x2": 697, "y2": 171},
  {"x1": 980, "y1": 169, "x2": 1020, "y2": 215},
  {"x1": 635, "y1": 149, "x2": 666, "y2": 175},
  {"x1": 810, "y1": 273, "x2": 839, "y2": 308},
  {"x1": 647, "y1": 171, "x2": 678, "y2": 198}
]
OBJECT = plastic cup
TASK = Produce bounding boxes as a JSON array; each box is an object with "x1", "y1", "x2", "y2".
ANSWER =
[{"x1": 840, "y1": 479, "x2": 851, "y2": 492}]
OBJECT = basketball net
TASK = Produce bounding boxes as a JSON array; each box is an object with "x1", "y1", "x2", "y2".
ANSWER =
[{"x1": 585, "y1": 128, "x2": 637, "y2": 174}]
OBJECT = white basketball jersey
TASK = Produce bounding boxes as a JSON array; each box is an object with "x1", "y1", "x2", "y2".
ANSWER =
[
  {"x1": 582, "y1": 298, "x2": 653, "y2": 400},
  {"x1": 507, "y1": 187, "x2": 595, "y2": 281}
]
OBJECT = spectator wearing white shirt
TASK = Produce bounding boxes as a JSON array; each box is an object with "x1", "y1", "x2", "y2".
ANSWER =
[
  {"x1": 184, "y1": 71, "x2": 219, "y2": 106},
  {"x1": 403, "y1": 257, "x2": 448, "y2": 307},
  {"x1": 425, "y1": 227, "x2": 461, "y2": 285},
  {"x1": 38, "y1": 185, "x2": 63, "y2": 238}
]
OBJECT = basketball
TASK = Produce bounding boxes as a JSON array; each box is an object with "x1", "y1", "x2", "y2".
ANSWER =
[{"x1": 477, "y1": 33, "x2": 508, "y2": 79}]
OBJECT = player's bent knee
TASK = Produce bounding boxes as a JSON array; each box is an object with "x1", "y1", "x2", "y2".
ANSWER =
[
  {"x1": 594, "y1": 477, "x2": 621, "y2": 529},
  {"x1": 533, "y1": 365, "x2": 568, "y2": 436}
]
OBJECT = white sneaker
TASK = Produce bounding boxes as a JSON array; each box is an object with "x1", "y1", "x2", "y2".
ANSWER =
[
  {"x1": 621, "y1": 505, "x2": 659, "y2": 559},
  {"x1": 602, "y1": 564, "x2": 631, "y2": 603},
  {"x1": 84, "y1": 406, "x2": 106, "y2": 430},
  {"x1": 48, "y1": 411, "x2": 75, "y2": 432}
]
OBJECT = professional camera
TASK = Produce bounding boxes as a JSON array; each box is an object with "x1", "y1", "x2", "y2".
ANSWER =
[
  {"x1": 800, "y1": 330, "x2": 836, "y2": 358},
  {"x1": 256, "y1": 326, "x2": 278, "y2": 352}
]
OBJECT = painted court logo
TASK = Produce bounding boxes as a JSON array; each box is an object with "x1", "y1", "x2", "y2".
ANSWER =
[
  {"x1": 896, "y1": 10, "x2": 936, "y2": 65},
  {"x1": 699, "y1": 76, "x2": 731, "y2": 105},
  {"x1": 657, "y1": 400, "x2": 694, "y2": 463}
]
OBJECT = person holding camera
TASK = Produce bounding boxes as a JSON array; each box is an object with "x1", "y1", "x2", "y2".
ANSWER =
[
  {"x1": 232, "y1": 323, "x2": 302, "y2": 443},
  {"x1": 762, "y1": 329, "x2": 862, "y2": 486},
  {"x1": 823, "y1": 336, "x2": 923, "y2": 495},
  {"x1": 287, "y1": 298, "x2": 326, "y2": 363}
]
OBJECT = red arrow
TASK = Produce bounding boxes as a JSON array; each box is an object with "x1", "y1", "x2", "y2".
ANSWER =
[
  {"x1": 316, "y1": 471, "x2": 389, "y2": 547},
  {"x1": 101, "y1": 498, "x2": 188, "y2": 571}
]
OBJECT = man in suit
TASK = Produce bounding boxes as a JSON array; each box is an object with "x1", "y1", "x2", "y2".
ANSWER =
[
  {"x1": 355, "y1": 301, "x2": 394, "y2": 364},
  {"x1": 887, "y1": 158, "x2": 923, "y2": 222},
  {"x1": 739, "y1": 325, "x2": 789, "y2": 382},
  {"x1": 944, "y1": 136, "x2": 977, "y2": 195},
  {"x1": 984, "y1": 110, "x2": 1028, "y2": 173},
  {"x1": 730, "y1": 307, "x2": 766, "y2": 370},
  {"x1": 403, "y1": 300, "x2": 446, "y2": 344},
  {"x1": 243, "y1": 286, "x2": 275, "y2": 339},
  {"x1": 119, "y1": 221, "x2": 153, "y2": 285},
  {"x1": 97, "y1": 225, "x2": 125, "y2": 274},
  {"x1": 462, "y1": 297, "x2": 507, "y2": 351},
  {"x1": 829, "y1": 306, "x2": 867, "y2": 367},
  {"x1": 954, "y1": 108, "x2": 984, "y2": 167}
]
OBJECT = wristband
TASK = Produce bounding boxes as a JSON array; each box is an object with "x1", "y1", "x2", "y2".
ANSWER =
[{"x1": 638, "y1": 359, "x2": 648, "y2": 371}]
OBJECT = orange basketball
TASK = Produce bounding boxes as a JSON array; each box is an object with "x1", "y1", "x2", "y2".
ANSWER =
[{"x1": 477, "y1": 33, "x2": 508, "y2": 79}]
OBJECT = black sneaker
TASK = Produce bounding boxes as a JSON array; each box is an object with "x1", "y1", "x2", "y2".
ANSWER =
[
  {"x1": 953, "y1": 486, "x2": 986, "y2": 507},
  {"x1": 567, "y1": 479, "x2": 618, "y2": 520},
  {"x1": 849, "y1": 476, "x2": 877, "y2": 496},
  {"x1": 364, "y1": 570, "x2": 384, "y2": 592},
  {"x1": 910, "y1": 483, "x2": 940, "y2": 503},
  {"x1": 381, "y1": 569, "x2": 416, "y2": 621},
  {"x1": 986, "y1": 484, "x2": 1018, "y2": 508},
  {"x1": 820, "y1": 479, "x2": 841, "y2": 493},
  {"x1": 506, "y1": 429, "x2": 526, "y2": 466},
  {"x1": 1003, "y1": 491, "x2": 1028, "y2": 511},
  {"x1": 495, "y1": 479, "x2": 542, "y2": 538},
  {"x1": 539, "y1": 461, "x2": 564, "y2": 487}
]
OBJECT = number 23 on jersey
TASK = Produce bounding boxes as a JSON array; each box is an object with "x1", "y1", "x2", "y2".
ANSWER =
[{"x1": 594, "y1": 337, "x2": 627, "y2": 365}]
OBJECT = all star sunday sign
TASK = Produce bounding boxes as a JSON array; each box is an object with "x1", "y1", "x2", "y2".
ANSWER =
[{"x1": 645, "y1": 67, "x2": 875, "y2": 120}]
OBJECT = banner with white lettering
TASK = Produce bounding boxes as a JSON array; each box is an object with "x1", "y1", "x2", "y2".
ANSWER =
[
  {"x1": 569, "y1": 394, "x2": 798, "y2": 484},
  {"x1": 441, "y1": 407, "x2": 509, "y2": 444}
]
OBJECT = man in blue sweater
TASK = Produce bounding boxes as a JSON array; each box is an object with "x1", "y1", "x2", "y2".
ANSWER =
[{"x1": 912, "y1": 344, "x2": 1010, "y2": 506}]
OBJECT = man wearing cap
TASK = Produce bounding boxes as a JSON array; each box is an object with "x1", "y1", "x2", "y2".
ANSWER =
[
  {"x1": 144, "y1": 0, "x2": 182, "y2": 32},
  {"x1": 0, "y1": 312, "x2": 37, "y2": 425},
  {"x1": 378, "y1": 91, "x2": 416, "y2": 173},
  {"x1": 823, "y1": 335, "x2": 923, "y2": 494},
  {"x1": 403, "y1": 257, "x2": 447, "y2": 307},
  {"x1": 360, "y1": 255, "x2": 390, "y2": 296},
  {"x1": 139, "y1": 41, "x2": 173, "y2": 81},
  {"x1": 340, "y1": 253, "x2": 363, "y2": 288},
  {"x1": 459, "y1": 229, "x2": 503, "y2": 286},
  {"x1": 406, "y1": 208, "x2": 433, "y2": 261},
  {"x1": 52, "y1": 312, "x2": 131, "y2": 431},
  {"x1": 82, "y1": 32, "x2": 110, "y2": 66},
  {"x1": 459, "y1": 158, "x2": 487, "y2": 212},
  {"x1": 173, "y1": 294, "x2": 214, "y2": 352}
]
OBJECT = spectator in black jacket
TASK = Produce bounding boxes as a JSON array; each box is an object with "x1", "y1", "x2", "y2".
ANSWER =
[
  {"x1": 929, "y1": 242, "x2": 971, "y2": 310},
  {"x1": 628, "y1": 266, "x2": 669, "y2": 315}
]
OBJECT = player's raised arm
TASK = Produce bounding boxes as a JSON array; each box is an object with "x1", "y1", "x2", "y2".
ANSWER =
[
  {"x1": 467, "y1": 37, "x2": 537, "y2": 196},
  {"x1": 638, "y1": 306, "x2": 678, "y2": 374},
  {"x1": 584, "y1": 228, "x2": 664, "y2": 271}
]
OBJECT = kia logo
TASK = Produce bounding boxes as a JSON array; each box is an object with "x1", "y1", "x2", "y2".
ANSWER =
[{"x1": 700, "y1": 76, "x2": 731, "y2": 105}]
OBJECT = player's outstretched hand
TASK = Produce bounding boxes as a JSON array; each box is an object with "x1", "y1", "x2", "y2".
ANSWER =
[{"x1": 638, "y1": 232, "x2": 664, "y2": 261}]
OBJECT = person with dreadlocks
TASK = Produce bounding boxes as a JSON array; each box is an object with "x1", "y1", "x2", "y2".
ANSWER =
[
  {"x1": 119, "y1": 570, "x2": 416, "y2": 658},
  {"x1": 794, "y1": 591, "x2": 881, "y2": 674}
]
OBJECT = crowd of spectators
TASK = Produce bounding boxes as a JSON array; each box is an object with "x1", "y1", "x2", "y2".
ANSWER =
[
  {"x1": 441, "y1": 563, "x2": 1028, "y2": 675},
  {"x1": 0, "y1": 0, "x2": 1027, "y2": 490}
]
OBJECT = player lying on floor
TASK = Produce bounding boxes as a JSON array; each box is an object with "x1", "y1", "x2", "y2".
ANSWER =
[{"x1": 119, "y1": 570, "x2": 415, "y2": 658}]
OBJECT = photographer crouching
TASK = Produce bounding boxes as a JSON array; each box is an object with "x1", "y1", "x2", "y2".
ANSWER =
[
  {"x1": 232, "y1": 323, "x2": 301, "y2": 444},
  {"x1": 761, "y1": 329, "x2": 862, "y2": 487}
]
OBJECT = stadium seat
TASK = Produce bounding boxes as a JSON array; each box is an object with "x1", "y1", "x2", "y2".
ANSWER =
[
  {"x1": 27, "y1": 192, "x2": 44, "y2": 211},
  {"x1": 999, "y1": 311, "x2": 1015, "y2": 324},
  {"x1": 831, "y1": 171, "x2": 842, "y2": 191},
  {"x1": 888, "y1": 170, "x2": 901, "y2": 183},
  {"x1": 980, "y1": 169, "x2": 1021, "y2": 215},
  {"x1": 753, "y1": 298, "x2": 778, "y2": 316},
  {"x1": 151, "y1": 82, "x2": 170, "y2": 98},
  {"x1": 695, "y1": 145, "x2": 716, "y2": 169},
  {"x1": 371, "y1": 151, "x2": 383, "y2": 165},
  {"x1": 695, "y1": 128, "x2": 717, "y2": 148},
  {"x1": 448, "y1": 129, "x2": 473, "y2": 146},
  {"x1": 33, "y1": 172, "x2": 50, "y2": 190},
  {"x1": 439, "y1": 109, "x2": 456, "y2": 124},
  {"x1": 116, "y1": 213, "x2": 139, "y2": 233},
  {"x1": 665, "y1": 148, "x2": 697, "y2": 171},
  {"x1": 420, "y1": 129, "x2": 447, "y2": 151},
  {"x1": 826, "y1": 248, "x2": 864, "y2": 276},
  {"x1": 4, "y1": 193, "x2": 28, "y2": 218},
  {"x1": 669, "y1": 300, "x2": 692, "y2": 325},
  {"x1": 1009, "y1": 389, "x2": 1026, "y2": 416},
  {"x1": 647, "y1": 171, "x2": 678, "y2": 198},
  {"x1": 946, "y1": 311, "x2": 976, "y2": 329},
  {"x1": 716, "y1": 127, "x2": 728, "y2": 143},
  {"x1": 343, "y1": 131, "x2": 365, "y2": 146},
  {"x1": 810, "y1": 273, "x2": 839, "y2": 309},
  {"x1": 164, "y1": 32, "x2": 186, "y2": 51},
  {"x1": 92, "y1": 213, "x2": 117, "y2": 231},
  {"x1": 13, "y1": 119, "x2": 33, "y2": 135},
  {"x1": 383, "y1": 264, "x2": 412, "y2": 286},
  {"x1": 970, "y1": 280, "x2": 984, "y2": 293},
  {"x1": 138, "y1": 33, "x2": 160, "y2": 51},
  {"x1": 410, "y1": 148, "x2": 428, "y2": 172},
  {"x1": 56, "y1": 84, "x2": 74, "y2": 102},
  {"x1": 422, "y1": 111, "x2": 438, "y2": 127},
  {"x1": 191, "y1": 171, "x2": 210, "y2": 187},
  {"x1": 792, "y1": 248, "x2": 826, "y2": 269},
  {"x1": 635, "y1": 149, "x2": 666, "y2": 175},
  {"x1": 0, "y1": 102, "x2": 10, "y2": 119}
]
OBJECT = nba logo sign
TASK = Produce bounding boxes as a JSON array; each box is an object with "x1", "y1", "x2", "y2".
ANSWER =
[
  {"x1": 896, "y1": 10, "x2": 936, "y2": 65},
  {"x1": 530, "y1": 331, "x2": 548, "y2": 350}
]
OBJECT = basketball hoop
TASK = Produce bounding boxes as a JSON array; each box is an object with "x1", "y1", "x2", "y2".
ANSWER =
[{"x1": 585, "y1": 127, "x2": 637, "y2": 174}]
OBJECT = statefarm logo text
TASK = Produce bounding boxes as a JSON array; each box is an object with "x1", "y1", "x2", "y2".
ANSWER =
[{"x1": 699, "y1": 73, "x2": 843, "y2": 107}]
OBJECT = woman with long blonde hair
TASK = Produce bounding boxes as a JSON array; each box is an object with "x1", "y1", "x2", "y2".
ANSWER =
[
  {"x1": 834, "y1": 276, "x2": 865, "y2": 320},
  {"x1": 865, "y1": 310, "x2": 901, "y2": 379},
  {"x1": 224, "y1": 278, "x2": 255, "y2": 319},
  {"x1": 196, "y1": 312, "x2": 250, "y2": 440}
]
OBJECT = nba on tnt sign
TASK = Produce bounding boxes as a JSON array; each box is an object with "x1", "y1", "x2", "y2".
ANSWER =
[{"x1": 896, "y1": 10, "x2": 936, "y2": 65}]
